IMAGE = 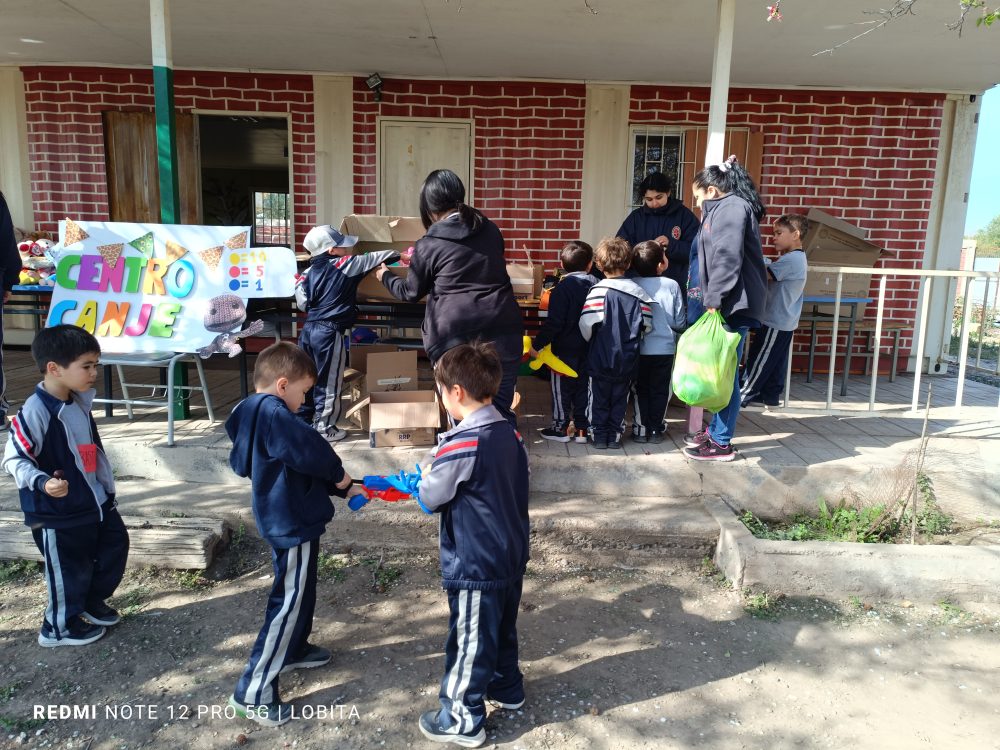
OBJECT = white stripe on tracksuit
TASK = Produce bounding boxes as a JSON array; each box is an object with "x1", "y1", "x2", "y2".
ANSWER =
[
  {"x1": 316, "y1": 335, "x2": 347, "y2": 433},
  {"x1": 244, "y1": 542, "x2": 310, "y2": 705},
  {"x1": 443, "y1": 589, "x2": 482, "y2": 734},
  {"x1": 43, "y1": 529, "x2": 68, "y2": 637},
  {"x1": 740, "y1": 326, "x2": 781, "y2": 400},
  {"x1": 549, "y1": 373, "x2": 565, "y2": 428}
]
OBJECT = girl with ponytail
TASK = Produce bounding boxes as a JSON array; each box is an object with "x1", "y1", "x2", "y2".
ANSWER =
[{"x1": 682, "y1": 156, "x2": 768, "y2": 462}]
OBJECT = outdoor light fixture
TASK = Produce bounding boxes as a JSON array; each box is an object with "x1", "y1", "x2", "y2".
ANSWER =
[{"x1": 366, "y1": 73, "x2": 384, "y2": 102}]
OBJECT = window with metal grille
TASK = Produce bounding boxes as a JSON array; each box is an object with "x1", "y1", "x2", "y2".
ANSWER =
[
  {"x1": 252, "y1": 191, "x2": 290, "y2": 246},
  {"x1": 628, "y1": 127, "x2": 684, "y2": 211}
]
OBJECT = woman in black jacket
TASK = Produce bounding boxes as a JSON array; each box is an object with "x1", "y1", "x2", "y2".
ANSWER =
[
  {"x1": 1, "y1": 191, "x2": 24, "y2": 432},
  {"x1": 375, "y1": 170, "x2": 524, "y2": 425}
]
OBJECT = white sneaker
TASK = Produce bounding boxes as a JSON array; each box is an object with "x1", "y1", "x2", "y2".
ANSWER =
[{"x1": 325, "y1": 428, "x2": 348, "y2": 442}]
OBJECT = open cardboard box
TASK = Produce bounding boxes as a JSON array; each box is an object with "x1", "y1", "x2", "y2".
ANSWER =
[
  {"x1": 366, "y1": 390, "x2": 441, "y2": 448},
  {"x1": 507, "y1": 262, "x2": 544, "y2": 301},
  {"x1": 801, "y1": 208, "x2": 888, "y2": 317},
  {"x1": 345, "y1": 349, "x2": 419, "y2": 431},
  {"x1": 341, "y1": 214, "x2": 426, "y2": 303}
]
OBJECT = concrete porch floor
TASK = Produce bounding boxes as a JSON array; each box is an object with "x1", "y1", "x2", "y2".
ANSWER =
[{"x1": 2, "y1": 347, "x2": 998, "y2": 525}]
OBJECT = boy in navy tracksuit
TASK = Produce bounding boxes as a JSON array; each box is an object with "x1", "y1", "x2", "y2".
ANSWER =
[
  {"x1": 225, "y1": 341, "x2": 354, "y2": 727},
  {"x1": 3, "y1": 325, "x2": 129, "y2": 647},
  {"x1": 416, "y1": 343, "x2": 530, "y2": 748},
  {"x1": 531, "y1": 241, "x2": 597, "y2": 443},
  {"x1": 294, "y1": 225, "x2": 399, "y2": 441},
  {"x1": 579, "y1": 237, "x2": 653, "y2": 450}
]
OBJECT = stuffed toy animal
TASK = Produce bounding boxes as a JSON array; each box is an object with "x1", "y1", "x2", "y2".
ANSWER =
[{"x1": 196, "y1": 293, "x2": 264, "y2": 359}]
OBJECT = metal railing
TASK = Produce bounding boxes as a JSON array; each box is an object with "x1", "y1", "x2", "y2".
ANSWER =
[{"x1": 782, "y1": 265, "x2": 1000, "y2": 416}]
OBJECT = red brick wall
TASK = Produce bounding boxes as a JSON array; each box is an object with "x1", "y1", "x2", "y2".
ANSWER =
[
  {"x1": 631, "y1": 86, "x2": 944, "y2": 371},
  {"x1": 352, "y1": 78, "x2": 586, "y2": 265},
  {"x1": 22, "y1": 66, "x2": 316, "y2": 248}
]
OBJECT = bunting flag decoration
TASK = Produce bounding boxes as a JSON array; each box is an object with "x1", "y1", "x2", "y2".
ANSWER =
[
  {"x1": 97, "y1": 243, "x2": 124, "y2": 269},
  {"x1": 64, "y1": 219, "x2": 89, "y2": 247},
  {"x1": 165, "y1": 240, "x2": 188, "y2": 264},
  {"x1": 129, "y1": 232, "x2": 155, "y2": 258},
  {"x1": 225, "y1": 231, "x2": 248, "y2": 250},
  {"x1": 198, "y1": 246, "x2": 223, "y2": 270}
]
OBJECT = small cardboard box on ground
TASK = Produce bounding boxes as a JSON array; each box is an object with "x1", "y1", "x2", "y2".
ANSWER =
[
  {"x1": 801, "y1": 208, "x2": 887, "y2": 317},
  {"x1": 343, "y1": 215, "x2": 426, "y2": 302},
  {"x1": 345, "y1": 344, "x2": 399, "y2": 409},
  {"x1": 507, "y1": 262, "x2": 544, "y2": 301},
  {"x1": 344, "y1": 350, "x2": 439, "y2": 446}
]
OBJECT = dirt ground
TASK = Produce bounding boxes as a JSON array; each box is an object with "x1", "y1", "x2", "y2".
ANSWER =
[{"x1": 1, "y1": 533, "x2": 998, "y2": 750}]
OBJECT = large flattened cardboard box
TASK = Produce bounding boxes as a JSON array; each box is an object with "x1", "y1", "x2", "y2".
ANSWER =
[
  {"x1": 507, "y1": 262, "x2": 544, "y2": 301},
  {"x1": 344, "y1": 215, "x2": 426, "y2": 302},
  {"x1": 801, "y1": 208, "x2": 886, "y2": 316},
  {"x1": 368, "y1": 391, "x2": 440, "y2": 448}
]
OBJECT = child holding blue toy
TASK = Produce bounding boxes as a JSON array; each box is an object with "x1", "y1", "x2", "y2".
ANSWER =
[
  {"x1": 225, "y1": 341, "x2": 355, "y2": 727},
  {"x1": 414, "y1": 342, "x2": 530, "y2": 748}
]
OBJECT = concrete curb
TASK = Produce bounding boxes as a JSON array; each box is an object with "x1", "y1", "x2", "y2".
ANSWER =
[{"x1": 704, "y1": 495, "x2": 1000, "y2": 605}]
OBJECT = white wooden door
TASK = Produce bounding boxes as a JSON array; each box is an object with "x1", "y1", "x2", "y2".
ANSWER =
[{"x1": 378, "y1": 118, "x2": 473, "y2": 216}]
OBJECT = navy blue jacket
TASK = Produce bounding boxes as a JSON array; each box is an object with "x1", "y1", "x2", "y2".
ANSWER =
[
  {"x1": 578, "y1": 278, "x2": 654, "y2": 380},
  {"x1": 617, "y1": 197, "x2": 700, "y2": 293},
  {"x1": 3, "y1": 386, "x2": 117, "y2": 529},
  {"x1": 531, "y1": 271, "x2": 597, "y2": 371},
  {"x1": 381, "y1": 211, "x2": 523, "y2": 362},
  {"x1": 1, "y1": 193, "x2": 21, "y2": 292},
  {"x1": 696, "y1": 193, "x2": 767, "y2": 324},
  {"x1": 418, "y1": 404, "x2": 530, "y2": 591},
  {"x1": 227, "y1": 393, "x2": 348, "y2": 548},
  {"x1": 295, "y1": 250, "x2": 399, "y2": 329}
]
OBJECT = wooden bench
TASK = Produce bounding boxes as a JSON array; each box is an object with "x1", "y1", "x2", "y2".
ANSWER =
[
  {"x1": 0, "y1": 511, "x2": 230, "y2": 570},
  {"x1": 799, "y1": 319, "x2": 908, "y2": 382}
]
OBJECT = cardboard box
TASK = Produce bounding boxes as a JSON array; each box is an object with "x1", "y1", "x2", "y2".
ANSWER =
[
  {"x1": 346, "y1": 349, "x2": 418, "y2": 430},
  {"x1": 367, "y1": 390, "x2": 440, "y2": 448},
  {"x1": 507, "y1": 262, "x2": 544, "y2": 301},
  {"x1": 339, "y1": 214, "x2": 425, "y2": 302},
  {"x1": 801, "y1": 208, "x2": 887, "y2": 316},
  {"x1": 356, "y1": 265, "x2": 417, "y2": 302}
]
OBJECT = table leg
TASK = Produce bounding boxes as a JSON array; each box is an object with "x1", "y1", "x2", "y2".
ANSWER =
[
  {"x1": 841, "y1": 304, "x2": 857, "y2": 398},
  {"x1": 103, "y1": 365, "x2": 114, "y2": 418}
]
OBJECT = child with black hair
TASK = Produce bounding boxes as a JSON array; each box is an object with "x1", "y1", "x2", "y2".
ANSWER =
[
  {"x1": 579, "y1": 237, "x2": 654, "y2": 450},
  {"x1": 415, "y1": 342, "x2": 530, "y2": 748},
  {"x1": 3, "y1": 324, "x2": 129, "y2": 647},
  {"x1": 740, "y1": 213, "x2": 809, "y2": 409},
  {"x1": 531, "y1": 240, "x2": 598, "y2": 443},
  {"x1": 616, "y1": 171, "x2": 700, "y2": 294},
  {"x1": 683, "y1": 156, "x2": 768, "y2": 462},
  {"x1": 630, "y1": 241, "x2": 685, "y2": 442}
]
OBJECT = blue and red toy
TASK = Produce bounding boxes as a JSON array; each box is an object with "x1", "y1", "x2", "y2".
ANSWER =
[{"x1": 347, "y1": 466, "x2": 430, "y2": 514}]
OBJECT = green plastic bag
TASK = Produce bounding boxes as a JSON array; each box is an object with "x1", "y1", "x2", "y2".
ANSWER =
[{"x1": 671, "y1": 311, "x2": 741, "y2": 412}]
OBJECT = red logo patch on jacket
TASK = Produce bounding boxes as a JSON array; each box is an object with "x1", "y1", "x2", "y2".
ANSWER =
[{"x1": 671, "y1": 226, "x2": 682, "y2": 241}]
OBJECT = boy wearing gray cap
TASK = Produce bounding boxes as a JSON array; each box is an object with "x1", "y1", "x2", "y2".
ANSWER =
[{"x1": 294, "y1": 225, "x2": 399, "y2": 441}]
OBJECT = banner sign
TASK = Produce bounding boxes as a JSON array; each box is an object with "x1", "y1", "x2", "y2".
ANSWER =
[{"x1": 45, "y1": 220, "x2": 297, "y2": 354}]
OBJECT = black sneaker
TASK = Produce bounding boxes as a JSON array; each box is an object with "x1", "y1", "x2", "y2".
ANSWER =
[
  {"x1": 418, "y1": 710, "x2": 486, "y2": 747},
  {"x1": 539, "y1": 427, "x2": 571, "y2": 443},
  {"x1": 632, "y1": 433, "x2": 649, "y2": 443},
  {"x1": 83, "y1": 601, "x2": 121, "y2": 626},
  {"x1": 281, "y1": 643, "x2": 331, "y2": 673},
  {"x1": 38, "y1": 617, "x2": 106, "y2": 648},
  {"x1": 228, "y1": 696, "x2": 292, "y2": 727},
  {"x1": 683, "y1": 429, "x2": 709, "y2": 448},
  {"x1": 648, "y1": 432, "x2": 664, "y2": 444},
  {"x1": 607, "y1": 439, "x2": 622, "y2": 450},
  {"x1": 592, "y1": 439, "x2": 608, "y2": 450},
  {"x1": 684, "y1": 439, "x2": 736, "y2": 462},
  {"x1": 487, "y1": 696, "x2": 525, "y2": 710}
]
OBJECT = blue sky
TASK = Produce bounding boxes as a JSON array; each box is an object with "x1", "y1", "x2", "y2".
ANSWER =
[{"x1": 966, "y1": 86, "x2": 1000, "y2": 235}]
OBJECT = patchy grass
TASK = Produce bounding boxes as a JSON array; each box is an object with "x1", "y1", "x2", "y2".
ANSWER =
[
  {"x1": 175, "y1": 570, "x2": 212, "y2": 590},
  {"x1": 362, "y1": 555, "x2": 403, "y2": 593},
  {"x1": 0, "y1": 560, "x2": 41, "y2": 585},
  {"x1": 317, "y1": 552, "x2": 350, "y2": 583},
  {"x1": 0, "y1": 681, "x2": 23, "y2": 702},
  {"x1": 111, "y1": 585, "x2": 153, "y2": 619},
  {"x1": 743, "y1": 589, "x2": 782, "y2": 619}
]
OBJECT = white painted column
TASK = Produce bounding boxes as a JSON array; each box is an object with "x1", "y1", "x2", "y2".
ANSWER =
[
  {"x1": 705, "y1": 0, "x2": 736, "y2": 167},
  {"x1": 313, "y1": 76, "x2": 356, "y2": 224},
  {"x1": 916, "y1": 93, "x2": 981, "y2": 374},
  {"x1": 579, "y1": 84, "x2": 630, "y2": 247},
  {"x1": 0, "y1": 68, "x2": 34, "y2": 229}
]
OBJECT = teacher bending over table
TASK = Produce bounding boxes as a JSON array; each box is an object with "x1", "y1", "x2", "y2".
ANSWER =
[{"x1": 375, "y1": 169, "x2": 524, "y2": 427}]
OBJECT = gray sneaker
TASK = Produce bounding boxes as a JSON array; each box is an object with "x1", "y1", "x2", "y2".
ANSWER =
[{"x1": 325, "y1": 428, "x2": 348, "y2": 442}]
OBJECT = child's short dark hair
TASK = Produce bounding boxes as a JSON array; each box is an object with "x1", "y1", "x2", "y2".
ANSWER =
[
  {"x1": 775, "y1": 213, "x2": 809, "y2": 238},
  {"x1": 560, "y1": 241, "x2": 593, "y2": 273},
  {"x1": 632, "y1": 241, "x2": 665, "y2": 277},
  {"x1": 594, "y1": 237, "x2": 634, "y2": 275},
  {"x1": 253, "y1": 341, "x2": 318, "y2": 389},
  {"x1": 434, "y1": 342, "x2": 501, "y2": 402},
  {"x1": 31, "y1": 324, "x2": 101, "y2": 373}
]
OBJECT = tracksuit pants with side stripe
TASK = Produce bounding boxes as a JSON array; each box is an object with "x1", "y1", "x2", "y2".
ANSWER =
[
  {"x1": 740, "y1": 326, "x2": 794, "y2": 406},
  {"x1": 631, "y1": 354, "x2": 674, "y2": 438},
  {"x1": 548, "y1": 369, "x2": 589, "y2": 432},
  {"x1": 587, "y1": 375, "x2": 632, "y2": 444},
  {"x1": 297, "y1": 322, "x2": 348, "y2": 438},
  {"x1": 432, "y1": 580, "x2": 525, "y2": 737},
  {"x1": 235, "y1": 540, "x2": 319, "y2": 707},
  {"x1": 31, "y1": 504, "x2": 129, "y2": 640}
]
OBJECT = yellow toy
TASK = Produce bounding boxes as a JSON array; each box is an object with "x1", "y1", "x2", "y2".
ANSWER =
[{"x1": 522, "y1": 335, "x2": 578, "y2": 378}]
